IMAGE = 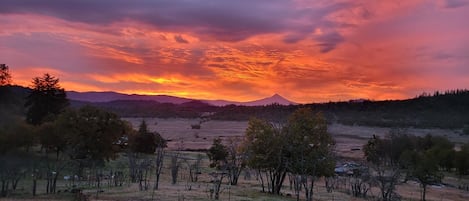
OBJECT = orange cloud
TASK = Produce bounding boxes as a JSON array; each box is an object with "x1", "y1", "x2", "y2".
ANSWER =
[{"x1": 2, "y1": 0, "x2": 468, "y2": 103}]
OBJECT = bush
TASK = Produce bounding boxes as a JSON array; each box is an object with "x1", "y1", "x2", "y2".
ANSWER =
[{"x1": 463, "y1": 125, "x2": 469, "y2": 135}]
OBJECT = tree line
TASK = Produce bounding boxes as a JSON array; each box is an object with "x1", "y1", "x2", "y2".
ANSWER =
[{"x1": 4, "y1": 68, "x2": 469, "y2": 129}]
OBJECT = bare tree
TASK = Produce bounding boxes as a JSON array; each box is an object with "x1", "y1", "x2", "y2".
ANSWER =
[
  {"x1": 225, "y1": 137, "x2": 247, "y2": 185},
  {"x1": 364, "y1": 135, "x2": 402, "y2": 201},
  {"x1": 208, "y1": 172, "x2": 227, "y2": 200},
  {"x1": 349, "y1": 172, "x2": 371, "y2": 198},
  {"x1": 373, "y1": 165, "x2": 401, "y2": 201},
  {"x1": 171, "y1": 153, "x2": 182, "y2": 185},
  {"x1": 187, "y1": 154, "x2": 203, "y2": 183},
  {"x1": 154, "y1": 147, "x2": 165, "y2": 190}
]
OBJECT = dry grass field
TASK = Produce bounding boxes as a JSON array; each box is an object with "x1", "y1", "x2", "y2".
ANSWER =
[
  {"x1": 122, "y1": 118, "x2": 469, "y2": 201},
  {"x1": 2, "y1": 118, "x2": 468, "y2": 201}
]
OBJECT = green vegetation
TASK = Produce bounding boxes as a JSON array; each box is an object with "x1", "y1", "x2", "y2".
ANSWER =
[
  {"x1": 364, "y1": 131, "x2": 469, "y2": 201},
  {"x1": 244, "y1": 108, "x2": 335, "y2": 201},
  {"x1": 207, "y1": 137, "x2": 246, "y2": 186}
]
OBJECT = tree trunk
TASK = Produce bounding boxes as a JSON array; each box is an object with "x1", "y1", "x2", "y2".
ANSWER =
[
  {"x1": 154, "y1": 148, "x2": 164, "y2": 190},
  {"x1": 305, "y1": 177, "x2": 314, "y2": 201},
  {"x1": 171, "y1": 155, "x2": 179, "y2": 185},
  {"x1": 128, "y1": 152, "x2": 138, "y2": 183},
  {"x1": 46, "y1": 172, "x2": 51, "y2": 194},
  {"x1": 52, "y1": 173, "x2": 58, "y2": 193},
  {"x1": 257, "y1": 170, "x2": 265, "y2": 192},
  {"x1": 32, "y1": 178, "x2": 37, "y2": 196},
  {"x1": 421, "y1": 184, "x2": 427, "y2": 201},
  {"x1": 11, "y1": 177, "x2": 19, "y2": 190},
  {"x1": 1, "y1": 180, "x2": 8, "y2": 197},
  {"x1": 273, "y1": 170, "x2": 287, "y2": 195}
]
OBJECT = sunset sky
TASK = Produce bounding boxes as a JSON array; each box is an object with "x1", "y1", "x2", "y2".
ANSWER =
[{"x1": 1, "y1": 0, "x2": 468, "y2": 103}]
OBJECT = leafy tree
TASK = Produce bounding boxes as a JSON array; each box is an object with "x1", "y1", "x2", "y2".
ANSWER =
[
  {"x1": 284, "y1": 108, "x2": 335, "y2": 201},
  {"x1": 244, "y1": 117, "x2": 286, "y2": 194},
  {"x1": 365, "y1": 133, "x2": 452, "y2": 201},
  {"x1": 130, "y1": 120, "x2": 165, "y2": 154},
  {"x1": 0, "y1": 118, "x2": 35, "y2": 154},
  {"x1": 36, "y1": 120, "x2": 71, "y2": 194},
  {"x1": 244, "y1": 108, "x2": 335, "y2": 198},
  {"x1": 207, "y1": 138, "x2": 228, "y2": 168},
  {"x1": 225, "y1": 137, "x2": 247, "y2": 185},
  {"x1": 0, "y1": 117, "x2": 36, "y2": 197},
  {"x1": 56, "y1": 106, "x2": 131, "y2": 163},
  {"x1": 412, "y1": 151, "x2": 443, "y2": 201},
  {"x1": 207, "y1": 137, "x2": 246, "y2": 185},
  {"x1": 38, "y1": 122, "x2": 67, "y2": 160},
  {"x1": 127, "y1": 120, "x2": 166, "y2": 188},
  {"x1": 0, "y1": 64, "x2": 11, "y2": 86},
  {"x1": 364, "y1": 135, "x2": 401, "y2": 201},
  {"x1": 454, "y1": 143, "x2": 469, "y2": 176},
  {"x1": 25, "y1": 74, "x2": 69, "y2": 125}
]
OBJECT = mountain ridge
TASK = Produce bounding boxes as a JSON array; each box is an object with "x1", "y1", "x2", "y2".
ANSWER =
[{"x1": 67, "y1": 91, "x2": 297, "y2": 106}]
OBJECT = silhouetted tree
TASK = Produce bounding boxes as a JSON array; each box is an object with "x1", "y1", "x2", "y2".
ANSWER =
[
  {"x1": 57, "y1": 106, "x2": 131, "y2": 163},
  {"x1": 0, "y1": 117, "x2": 37, "y2": 197},
  {"x1": 25, "y1": 74, "x2": 69, "y2": 125},
  {"x1": 0, "y1": 64, "x2": 14, "y2": 107},
  {"x1": 0, "y1": 64, "x2": 11, "y2": 86},
  {"x1": 130, "y1": 120, "x2": 159, "y2": 154}
]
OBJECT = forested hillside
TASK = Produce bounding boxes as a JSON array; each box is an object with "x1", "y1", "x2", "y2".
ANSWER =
[{"x1": 3, "y1": 85, "x2": 469, "y2": 129}]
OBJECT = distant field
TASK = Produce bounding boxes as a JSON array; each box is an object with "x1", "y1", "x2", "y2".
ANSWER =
[
  {"x1": 124, "y1": 117, "x2": 469, "y2": 158},
  {"x1": 124, "y1": 118, "x2": 248, "y2": 151}
]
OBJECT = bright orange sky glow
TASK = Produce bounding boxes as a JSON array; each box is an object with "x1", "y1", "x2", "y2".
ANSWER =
[{"x1": 1, "y1": 0, "x2": 468, "y2": 103}]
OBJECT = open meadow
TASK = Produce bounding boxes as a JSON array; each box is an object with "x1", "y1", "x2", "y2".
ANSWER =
[{"x1": 124, "y1": 118, "x2": 468, "y2": 158}]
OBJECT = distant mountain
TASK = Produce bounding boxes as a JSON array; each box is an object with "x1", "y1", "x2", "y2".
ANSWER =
[
  {"x1": 243, "y1": 94, "x2": 297, "y2": 106},
  {"x1": 67, "y1": 91, "x2": 194, "y2": 104},
  {"x1": 204, "y1": 94, "x2": 296, "y2": 106},
  {"x1": 67, "y1": 91, "x2": 297, "y2": 106}
]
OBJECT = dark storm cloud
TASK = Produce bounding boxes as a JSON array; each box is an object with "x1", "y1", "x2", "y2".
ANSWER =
[{"x1": 0, "y1": 0, "x2": 349, "y2": 42}]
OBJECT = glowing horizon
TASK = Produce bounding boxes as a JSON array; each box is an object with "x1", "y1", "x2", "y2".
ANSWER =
[{"x1": 1, "y1": 0, "x2": 468, "y2": 103}]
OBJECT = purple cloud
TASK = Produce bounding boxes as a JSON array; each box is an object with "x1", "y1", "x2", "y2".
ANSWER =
[
  {"x1": 0, "y1": 0, "x2": 349, "y2": 42},
  {"x1": 439, "y1": 0, "x2": 468, "y2": 9},
  {"x1": 174, "y1": 35, "x2": 189, "y2": 44},
  {"x1": 314, "y1": 32, "x2": 344, "y2": 53}
]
